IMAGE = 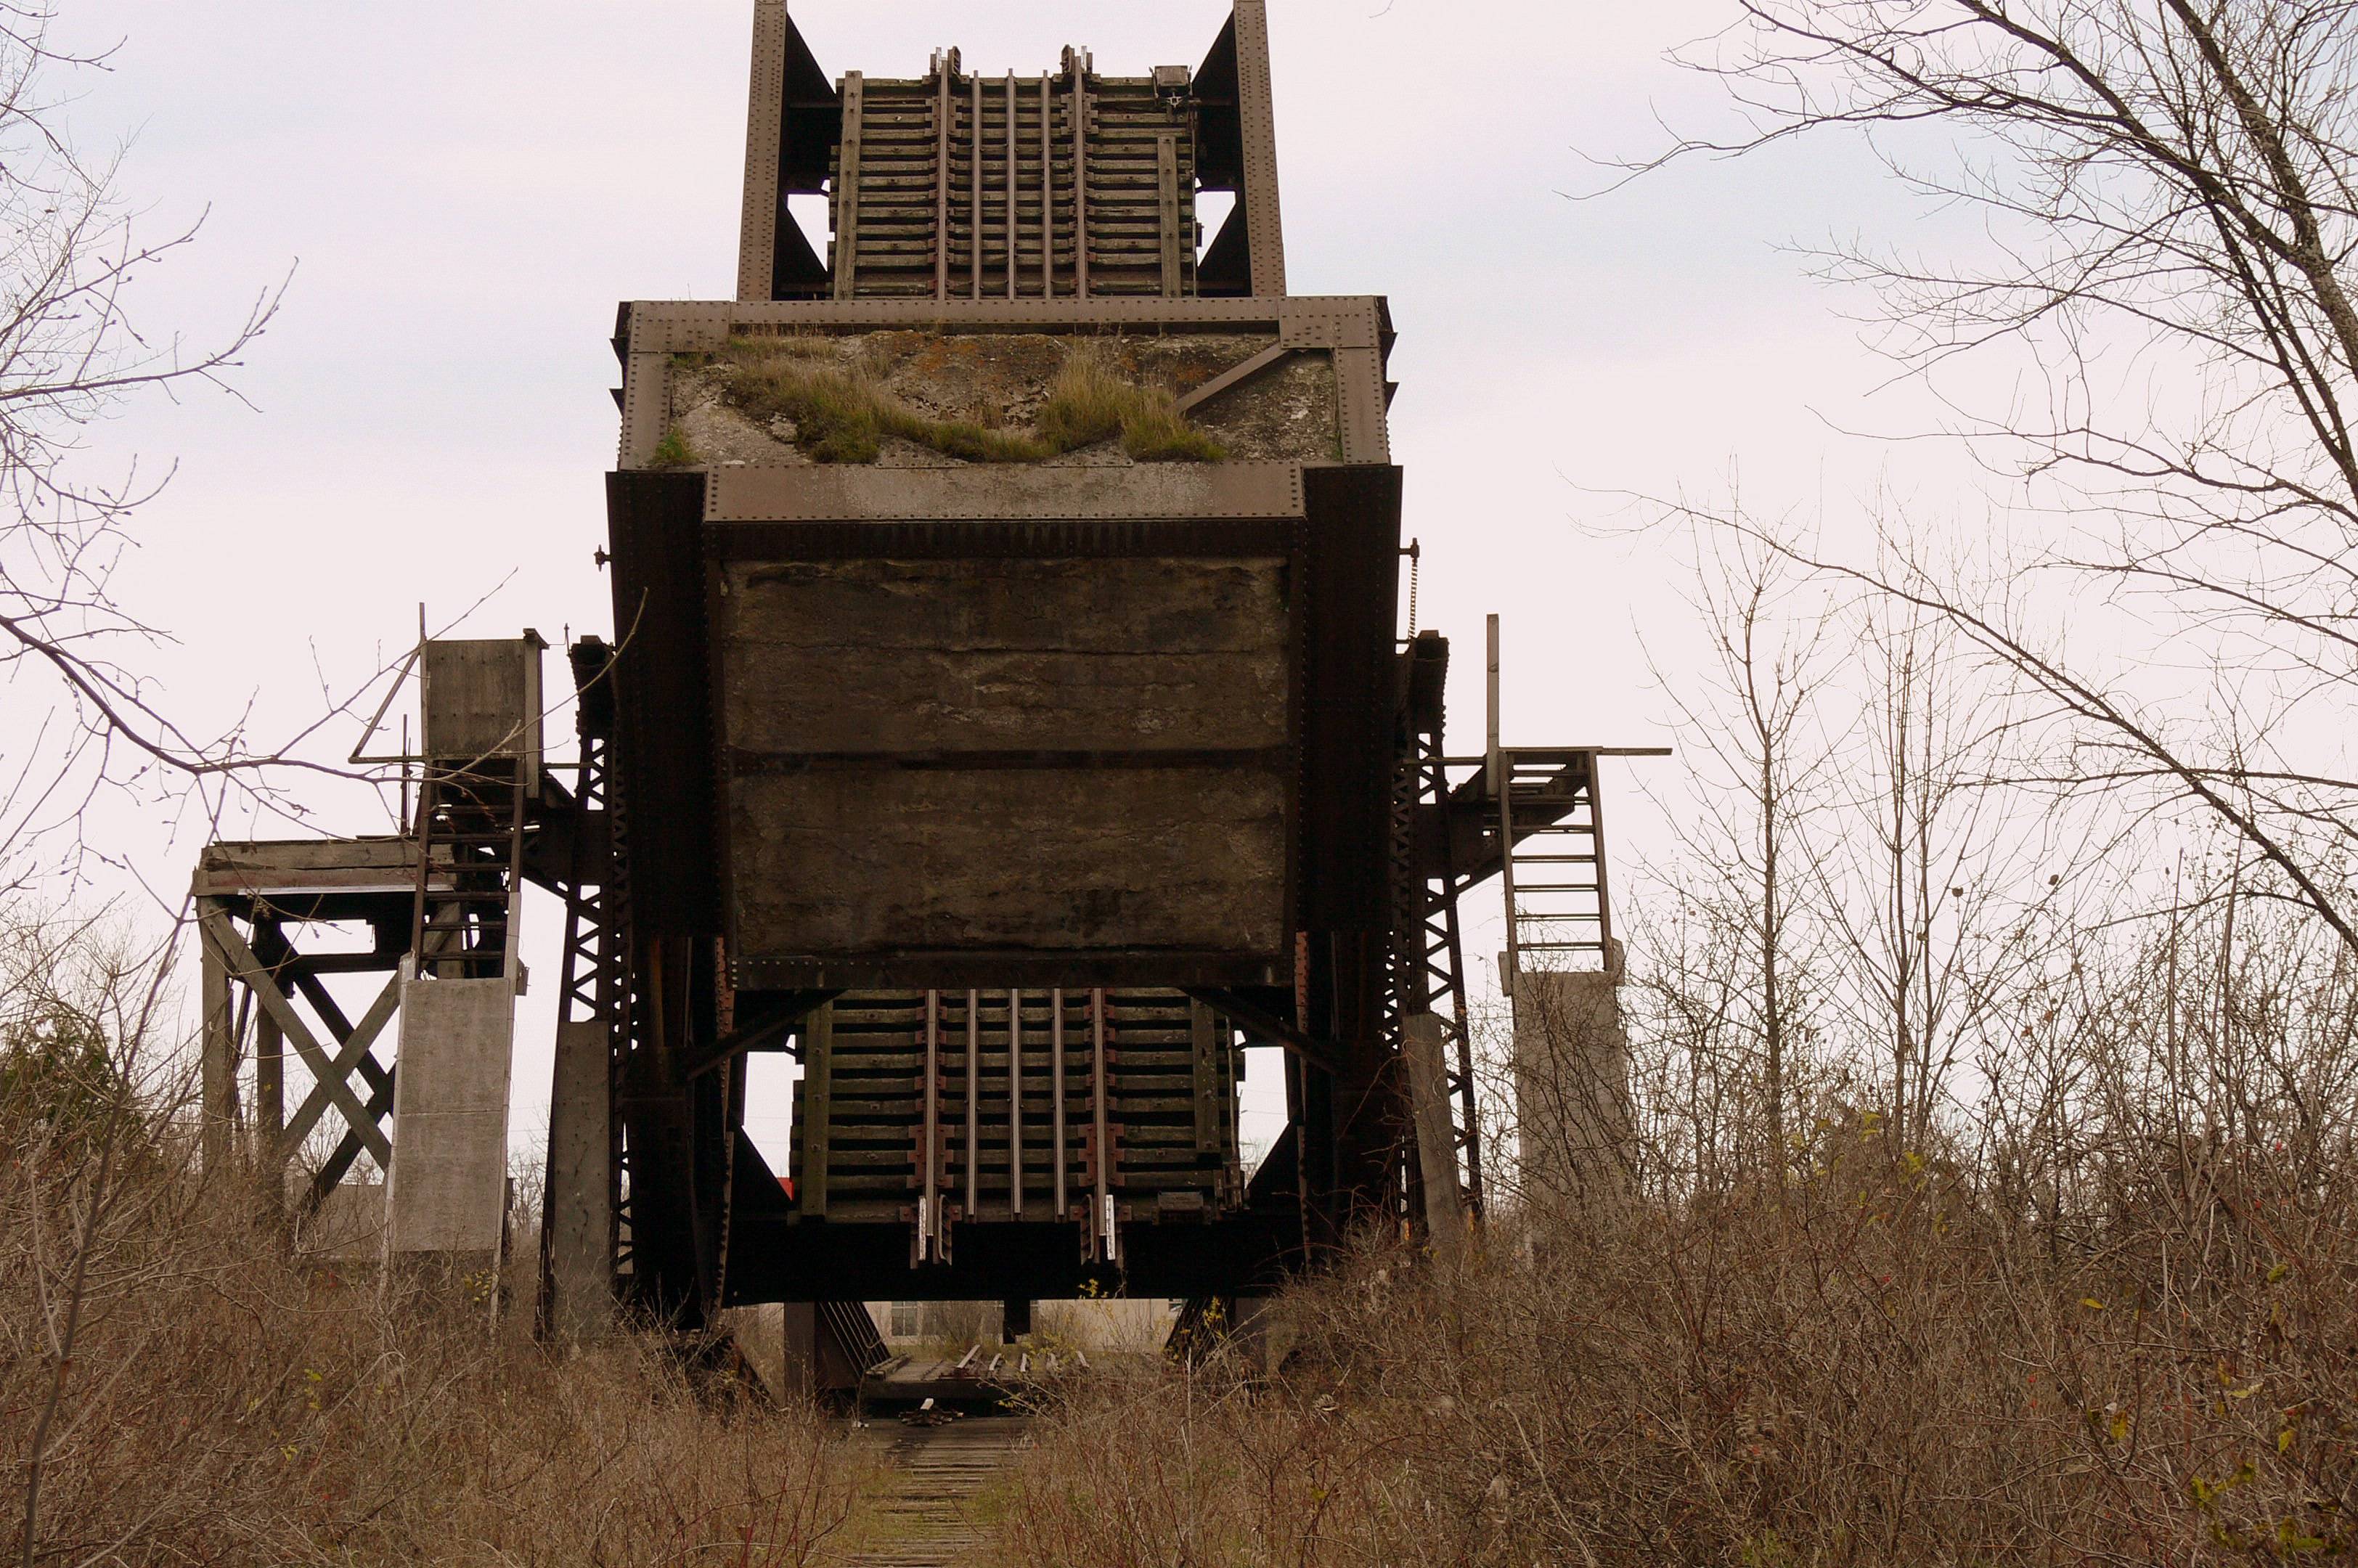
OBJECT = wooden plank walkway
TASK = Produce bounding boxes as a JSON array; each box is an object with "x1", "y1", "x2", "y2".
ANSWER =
[{"x1": 832, "y1": 1416, "x2": 1030, "y2": 1568}]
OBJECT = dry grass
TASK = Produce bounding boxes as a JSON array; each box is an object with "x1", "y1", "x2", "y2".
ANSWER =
[
  {"x1": 1, "y1": 930, "x2": 868, "y2": 1568},
  {"x1": 3, "y1": 1164, "x2": 868, "y2": 1566},
  {"x1": 995, "y1": 907, "x2": 2358, "y2": 1567},
  {"x1": 1035, "y1": 351, "x2": 1228, "y2": 463},
  {"x1": 999, "y1": 1165, "x2": 2358, "y2": 1566},
  {"x1": 698, "y1": 337, "x2": 1226, "y2": 465}
]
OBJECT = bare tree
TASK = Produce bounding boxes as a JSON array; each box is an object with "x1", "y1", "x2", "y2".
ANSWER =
[
  {"x1": 1629, "y1": 518, "x2": 1840, "y2": 1188},
  {"x1": 1641, "y1": 1, "x2": 2358, "y2": 953},
  {"x1": 0, "y1": 6, "x2": 290, "y2": 882},
  {"x1": 1811, "y1": 593, "x2": 2057, "y2": 1154}
]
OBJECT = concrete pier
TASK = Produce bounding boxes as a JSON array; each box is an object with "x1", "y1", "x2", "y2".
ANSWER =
[{"x1": 1507, "y1": 966, "x2": 1632, "y2": 1212}]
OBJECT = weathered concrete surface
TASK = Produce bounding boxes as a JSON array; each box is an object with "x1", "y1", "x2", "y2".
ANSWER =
[
  {"x1": 420, "y1": 637, "x2": 542, "y2": 786},
  {"x1": 733, "y1": 768, "x2": 1287, "y2": 955},
  {"x1": 723, "y1": 556, "x2": 1287, "y2": 656},
  {"x1": 719, "y1": 557, "x2": 1289, "y2": 755},
  {"x1": 385, "y1": 974, "x2": 515, "y2": 1256},
  {"x1": 1509, "y1": 968, "x2": 1633, "y2": 1212},
  {"x1": 542, "y1": 1018, "x2": 613, "y2": 1340},
  {"x1": 719, "y1": 550, "x2": 1293, "y2": 964},
  {"x1": 1187, "y1": 353, "x2": 1342, "y2": 462},
  {"x1": 1403, "y1": 1012, "x2": 1467, "y2": 1251},
  {"x1": 672, "y1": 331, "x2": 1341, "y2": 470},
  {"x1": 722, "y1": 1304, "x2": 794, "y2": 1399}
]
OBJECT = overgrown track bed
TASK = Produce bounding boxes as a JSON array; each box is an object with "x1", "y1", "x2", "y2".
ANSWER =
[{"x1": 836, "y1": 1415, "x2": 1030, "y2": 1567}]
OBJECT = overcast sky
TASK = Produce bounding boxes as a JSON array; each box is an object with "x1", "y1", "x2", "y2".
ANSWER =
[{"x1": 17, "y1": 1, "x2": 1978, "y2": 1165}]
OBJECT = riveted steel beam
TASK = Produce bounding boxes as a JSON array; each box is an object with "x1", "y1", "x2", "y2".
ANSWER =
[
  {"x1": 736, "y1": 1, "x2": 788, "y2": 302},
  {"x1": 1232, "y1": 2, "x2": 1288, "y2": 297}
]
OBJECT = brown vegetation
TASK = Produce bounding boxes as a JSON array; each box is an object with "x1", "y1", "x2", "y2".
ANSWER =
[
  {"x1": 1, "y1": 925, "x2": 868, "y2": 1567},
  {"x1": 983, "y1": 474, "x2": 2358, "y2": 1564},
  {"x1": 17, "y1": 4, "x2": 2358, "y2": 1563},
  {"x1": 695, "y1": 337, "x2": 1228, "y2": 465},
  {"x1": 995, "y1": 911, "x2": 2358, "y2": 1566}
]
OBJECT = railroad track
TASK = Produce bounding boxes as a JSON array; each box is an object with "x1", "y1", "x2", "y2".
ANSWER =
[{"x1": 833, "y1": 1414, "x2": 1032, "y2": 1568}]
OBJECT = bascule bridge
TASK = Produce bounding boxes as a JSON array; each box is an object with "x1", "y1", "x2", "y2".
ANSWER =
[{"x1": 194, "y1": 1, "x2": 1647, "y2": 1384}]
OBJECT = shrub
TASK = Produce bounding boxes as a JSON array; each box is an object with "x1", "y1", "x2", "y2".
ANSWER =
[
  {"x1": 0, "y1": 1000, "x2": 134, "y2": 1143},
  {"x1": 0, "y1": 916, "x2": 869, "y2": 1566},
  {"x1": 997, "y1": 1141, "x2": 2358, "y2": 1567}
]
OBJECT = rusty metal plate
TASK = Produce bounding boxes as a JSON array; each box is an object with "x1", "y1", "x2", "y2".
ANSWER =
[
  {"x1": 1334, "y1": 347, "x2": 1393, "y2": 463},
  {"x1": 1233, "y1": 0, "x2": 1289, "y2": 298},
  {"x1": 621, "y1": 297, "x2": 1390, "y2": 356},
  {"x1": 1279, "y1": 297, "x2": 1383, "y2": 351},
  {"x1": 618, "y1": 296, "x2": 1347, "y2": 354},
  {"x1": 617, "y1": 351, "x2": 673, "y2": 469},
  {"x1": 703, "y1": 517, "x2": 1300, "y2": 563}
]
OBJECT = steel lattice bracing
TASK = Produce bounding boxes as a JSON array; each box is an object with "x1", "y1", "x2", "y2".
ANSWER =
[
  {"x1": 1405, "y1": 733, "x2": 1486, "y2": 1218},
  {"x1": 542, "y1": 639, "x2": 627, "y2": 1336},
  {"x1": 1387, "y1": 632, "x2": 1485, "y2": 1230}
]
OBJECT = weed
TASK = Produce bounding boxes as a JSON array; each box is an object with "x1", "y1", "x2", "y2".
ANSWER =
[
  {"x1": 995, "y1": 898, "x2": 2358, "y2": 1565},
  {"x1": 645, "y1": 423, "x2": 697, "y2": 470},
  {"x1": 894, "y1": 412, "x2": 1048, "y2": 464},
  {"x1": 1040, "y1": 347, "x2": 1230, "y2": 462},
  {"x1": 699, "y1": 335, "x2": 1227, "y2": 465},
  {"x1": 1117, "y1": 396, "x2": 1228, "y2": 462}
]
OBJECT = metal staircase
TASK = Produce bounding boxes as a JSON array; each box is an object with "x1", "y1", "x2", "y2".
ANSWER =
[{"x1": 1496, "y1": 749, "x2": 1615, "y2": 976}]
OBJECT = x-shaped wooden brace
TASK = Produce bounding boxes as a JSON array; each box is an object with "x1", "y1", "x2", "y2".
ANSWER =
[
  {"x1": 198, "y1": 911, "x2": 396, "y2": 1180},
  {"x1": 282, "y1": 976, "x2": 401, "y2": 1204}
]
